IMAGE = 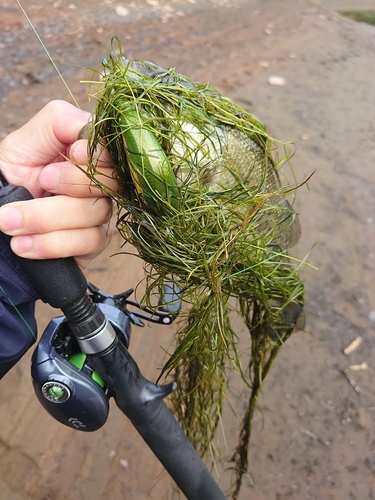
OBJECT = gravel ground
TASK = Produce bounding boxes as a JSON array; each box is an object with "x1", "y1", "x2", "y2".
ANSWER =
[{"x1": 1, "y1": 1, "x2": 375, "y2": 499}]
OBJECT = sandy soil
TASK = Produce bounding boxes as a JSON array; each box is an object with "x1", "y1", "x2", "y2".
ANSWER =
[{"x1": 1, "y1": 0, "x2": 375, "y2": 499}]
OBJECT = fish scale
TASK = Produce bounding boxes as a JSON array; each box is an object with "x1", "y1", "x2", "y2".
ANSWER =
[{"x1": 208, "y1": 126, "x2": 301, "y2": 249}]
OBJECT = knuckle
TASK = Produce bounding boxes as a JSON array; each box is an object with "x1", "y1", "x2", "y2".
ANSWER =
[
  {"x1": 44, "y1": 99, "x2": 65, "y2": 116},
  {"x1": 32, "y1": 234, "x2": 58, "y2": 259},
  {"x1": 93, "y1": 197, "x2": 113, "y2": 223},
  {"x1": 105, "y1": 224, "x2": 114, "y2": 244}
]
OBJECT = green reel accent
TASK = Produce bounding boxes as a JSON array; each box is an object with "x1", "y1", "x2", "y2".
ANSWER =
[
  {"x1": 48, "y1": 385, "x2": 65, "y2": 400},
  {"x1": 91, "y1": 371, "x2": 105, "y2": 388},
  {"x1": 69, "y1": 352, "x2": 86, "y2": 370},
  {"x1": 69, "y1": 353, "x2": 105, "y2": 388}
]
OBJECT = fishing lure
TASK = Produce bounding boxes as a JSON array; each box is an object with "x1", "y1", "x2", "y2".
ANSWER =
[{"x1": 86, "y1": 42, "x2": 305, "y2": 499}]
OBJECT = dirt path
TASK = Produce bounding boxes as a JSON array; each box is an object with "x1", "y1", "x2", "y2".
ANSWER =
[{"x1": 1, "y1": 0, "x2": 375, "y2": 499}]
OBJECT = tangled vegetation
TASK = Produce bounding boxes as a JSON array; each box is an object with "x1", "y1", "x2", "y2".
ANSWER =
[{"x1": 86, "y1": 39, "x2": 306, "y2": 498}]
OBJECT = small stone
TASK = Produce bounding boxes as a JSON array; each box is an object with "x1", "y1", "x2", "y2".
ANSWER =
[
  {"x1": 109, "y1": 449, "x2": 116, "y2": 459},
  {"x1": 119, "y1": 458, "x2": 129, "y2": 470},
  {"x1": 301, "y1": 134, "x2": 309, "y2": 141},
  {"x1": 369, "y1": 310, "x2": 375, "y2": 322},
  {"x1": 268, "y1": 76, "x2": 286, "y2": 86},
  {"x1": 353, "y1": 407, "x2": 372, "y2": 430},
  {"x1": 349, "y1": 362, "x2": 368, "y2": 371},
  {"x1": 115, "y1": 5, "x2": 129, "y2": 16},
  {"x1": 343, "y1": 336, "x2": 362, "y2": 355},
  {"x1": 259, "y1": 60, "x2": 271, "y2": 68}
]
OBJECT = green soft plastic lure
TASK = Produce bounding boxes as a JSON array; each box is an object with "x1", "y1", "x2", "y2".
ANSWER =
[{"x1": 117, "y1": 105, "x2": 180, "y2": 212}]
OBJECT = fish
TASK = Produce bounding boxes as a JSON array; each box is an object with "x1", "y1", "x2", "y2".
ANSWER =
[
  {"x1": 171, "y1": 120, "x2": 301, "y2": 250},
  {"x1": 119, "y1": 57, "x2": 301, "y2": 250}
]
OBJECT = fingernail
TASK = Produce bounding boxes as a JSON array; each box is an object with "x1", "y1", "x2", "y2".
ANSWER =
[
  {"x1": 12, "y1": 235, "x2": 33, "y2": 253},
  {"x1": 39, "y1": 165, "x2": 60, "y2": 191},
  {"x1": 0, "y1": 206, "x2": 23, "y2": 230},
  {"x1": 69, "y1": 140, "x2": 88, "y2": 165}
]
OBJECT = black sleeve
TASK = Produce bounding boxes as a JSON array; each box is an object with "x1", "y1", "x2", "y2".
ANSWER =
[{"x1": 0, "y1": 232, "x2": 39, "y2": 378}]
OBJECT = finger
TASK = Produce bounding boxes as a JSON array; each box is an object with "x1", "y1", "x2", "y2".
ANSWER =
[
  {"x1": 50, "y1": 100, "x2": 91, "y2": 145},
  {"x1": 0, "y1": 101, "x2": 90, "y2": 168},
  {"x1": 67, "y1": 139, "x2": 113, "y2": 169},
  {"x1": 0, "y1": 196, "x2": 113, "y2": 236},
  {"x1": 9, "y1": 223, "x2": 113, "y2": 268},
  {"x1": 39, "y1": 161, "x2": 119, "y2": 197}
]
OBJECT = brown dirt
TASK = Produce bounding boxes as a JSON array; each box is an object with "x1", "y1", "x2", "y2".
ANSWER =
[{"x1": 1, "y1": 0, "x2": 375, "y2": 499}]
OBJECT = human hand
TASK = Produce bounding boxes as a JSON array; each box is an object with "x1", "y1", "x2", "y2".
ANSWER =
[{"x1": 0, "y1": 100, "x2": 118, "y2": 268}]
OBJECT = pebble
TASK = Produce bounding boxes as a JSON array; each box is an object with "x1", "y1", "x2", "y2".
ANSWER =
[
  {"x1": 268, "y1": 76, "x2": 286, "y2": 86},
  {"x1": 119, "y1": 458, "x2": 129, "y2": 470},
  {"x1": 301, "y1": 134, "x2": 309, "y2": 141},
  {"x1": 369, "y1": 310, "x2": 375, "y2": 322},
  {"x1": 343, "y1": 336, "x2": 362, "y2": 355},
  {"x1": 259, "y1": 60, "x2": 271, "y2": 68},
  {"x1": 353, "y1": 407, "x2": 372, "y2": 430},
  {"x1": 349, "y1": 362, "x2": 368, "y2": 371},
  {"x1": 115, "y1": 5, "x2": 129, "y2": 16}
]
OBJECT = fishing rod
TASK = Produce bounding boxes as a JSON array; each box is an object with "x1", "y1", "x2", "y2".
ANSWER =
[{"x1": 0, "y1": 169, "x2": 226, "y2": 500}]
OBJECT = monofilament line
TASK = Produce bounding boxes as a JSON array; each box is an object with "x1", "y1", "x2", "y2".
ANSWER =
[{"x1": 15, "y1": 0, "x2": 80, "y2": 108}]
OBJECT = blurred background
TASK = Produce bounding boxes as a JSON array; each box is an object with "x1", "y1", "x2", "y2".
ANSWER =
[{"x1": 0, "y1": 0, "x2": 375, "y2": 499}]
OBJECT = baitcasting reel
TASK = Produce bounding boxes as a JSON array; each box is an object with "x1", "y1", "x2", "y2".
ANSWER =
[{"x1": 31, "y1": 284, "x2": 180, "y2": 431}]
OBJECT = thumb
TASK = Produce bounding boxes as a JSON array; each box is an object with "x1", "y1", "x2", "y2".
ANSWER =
[{"x1": 2, "y1": 100, "x2": 90, "y2": 167}]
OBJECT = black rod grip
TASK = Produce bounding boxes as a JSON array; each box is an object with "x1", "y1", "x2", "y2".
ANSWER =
[
  {"x1": 0, "y1": 181, "x2": 87, "y2": 308},
  {"x1": 92, "y1": 340, "x2": 226, "y2": 500}
]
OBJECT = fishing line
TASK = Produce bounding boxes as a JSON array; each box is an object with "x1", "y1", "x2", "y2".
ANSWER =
[
  {"x1": 9, "y1": 0, "x2": 81, "y2": 339},
  {"x1": 15, "y1": 0, "x2": 80, "y2": 108},
  {"x1": 0, "y1": 284, "x2": 37, "y2": 339}
]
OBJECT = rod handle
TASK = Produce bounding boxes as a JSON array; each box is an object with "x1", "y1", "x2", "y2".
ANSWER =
[{"x1": 0, "y1": 180, "x2": 87, "y2": 308}]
